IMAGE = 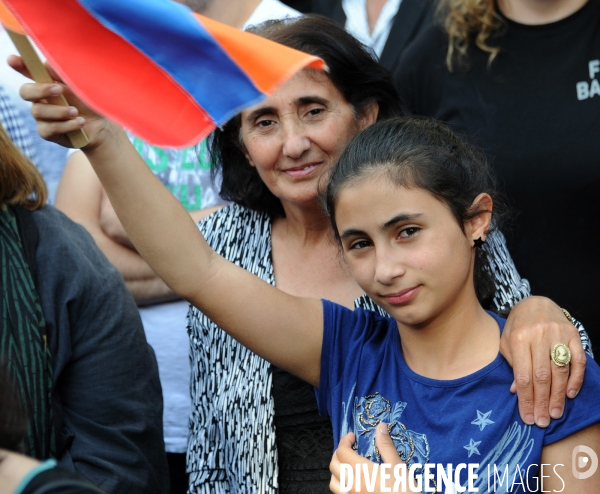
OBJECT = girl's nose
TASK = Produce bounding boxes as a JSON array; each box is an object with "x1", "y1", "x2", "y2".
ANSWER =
[{"x1": 374, "y1": 249, "x2": 406, "y2": 285}]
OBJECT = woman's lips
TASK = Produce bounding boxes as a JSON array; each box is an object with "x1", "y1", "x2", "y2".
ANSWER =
[
  {"x1": 382, "y1": 285, "x2": 421, "y2": 305},
  {"x1": 284, "y1": 162, "x2": 321, "y2": 178}
]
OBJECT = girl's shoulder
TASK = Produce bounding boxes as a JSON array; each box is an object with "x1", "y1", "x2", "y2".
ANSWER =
[
  {"x1": 322, "y1": 299, "x2": 397, "y2": 346},
  {"x1": 544, "y1": 354, "x2": 600, "y2": 447}
]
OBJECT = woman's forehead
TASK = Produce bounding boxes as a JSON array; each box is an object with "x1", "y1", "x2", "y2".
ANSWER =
[{"x1": 241, "y1": 69, "x2": 341, "y2": 115}]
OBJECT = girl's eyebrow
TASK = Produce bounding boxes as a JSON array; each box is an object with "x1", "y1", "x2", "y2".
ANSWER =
[
  {"x1": 340, "y1": 213, "x2": 422, "y2": 241},
  {"x1": 382, "y1": 213, "x2": 422, "y2": 230},
  {"x1": 340, "y1": 228, "x2": 366, "y2": 241}
]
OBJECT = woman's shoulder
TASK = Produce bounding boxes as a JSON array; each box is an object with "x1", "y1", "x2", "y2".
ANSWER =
[
  {"x1": 198, "y1": 203, "x2": 270, "y2": 233},
  {"x1": 197, "y1": 203, "x2": 273, "y2": 263},
  {"x1": 354, "y1": 294, "x2": 389, "y2": 317}
]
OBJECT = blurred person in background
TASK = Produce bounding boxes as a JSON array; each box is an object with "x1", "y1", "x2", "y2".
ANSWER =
[
  {"x1": 0, "y1": 82, "x2": 68, "y2": 203},
  {"x1": 312, "y1": 0, "x2": 435, "y2": 73},
  {"x1": 0, "y1": 123, "x2": 168, "y2": 493},
  {"x1": 0, "y1": 365, "x2": 107, "y2": 494}
]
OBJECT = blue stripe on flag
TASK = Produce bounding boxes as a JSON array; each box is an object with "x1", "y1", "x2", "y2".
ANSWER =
[{"x1": 78, "y1": 0, "x2": 265, "y2": 125}]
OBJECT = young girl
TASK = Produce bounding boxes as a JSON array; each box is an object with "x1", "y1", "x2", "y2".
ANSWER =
[
  {"x1": 16, "y1": 72, "x2": 598, "y2": 491},
  {"x1": 320, "y1": 117, "x2": 600, "y2": 492}
]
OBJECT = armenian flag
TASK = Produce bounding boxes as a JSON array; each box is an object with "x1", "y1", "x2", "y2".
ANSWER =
[{"x1": 0, "y1": 0, "x2": 325, "y2": 148}]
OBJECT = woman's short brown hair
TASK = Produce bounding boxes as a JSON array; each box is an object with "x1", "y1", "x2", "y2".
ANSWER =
[{"x1": 0, "y1": 124, "x2": 47, "y2": 210}]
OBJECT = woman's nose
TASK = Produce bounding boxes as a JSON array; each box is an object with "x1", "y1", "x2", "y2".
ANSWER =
[{"x1": 281, "y1": 121, "x2": 311, "y2": 159}]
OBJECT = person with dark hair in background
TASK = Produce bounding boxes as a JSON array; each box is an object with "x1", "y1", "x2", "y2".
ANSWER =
[
  {"x1": 0, "y1": 123, "x2": 168, "y2": 493},
  {"x1": 394, "y1": 0, "x2": 600, "y2": 351},
  {"x1": 15, "y1": 14, "x2": 592, "y2": 494}
]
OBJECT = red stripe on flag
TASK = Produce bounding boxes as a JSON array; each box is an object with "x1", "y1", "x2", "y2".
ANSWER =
[{"x1": 4, "y1": 0, "x2": 213, "y2": 147}]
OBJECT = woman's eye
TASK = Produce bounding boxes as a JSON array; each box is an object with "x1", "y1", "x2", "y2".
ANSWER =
[
  {"x1": 256, "y1": 119, "x2": 274, "y2": 128},
  {"x1": 307, "y1": 108, "x2": 324, "y2": 117},
  {"x1": 399, "y1": 227, "x2": 420, "y2": 238}
]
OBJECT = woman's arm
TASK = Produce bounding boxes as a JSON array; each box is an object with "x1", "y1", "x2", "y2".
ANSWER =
[
  {"x1": 17, "y1": 67, "x2": 324, "y2": 386},
  {"x1": 539, "y1": 423, "x2": 600, "y2": 493},
  {"x1": 484, "y1": 229, "x2": 588, "y2": 428}
]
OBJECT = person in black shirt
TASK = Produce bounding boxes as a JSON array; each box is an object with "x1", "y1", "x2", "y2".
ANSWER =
[
  {"x1": 0, "y1": 365, "x2": 106, "y2": 494},
  {"x1": 394, "y1": 0, "x2": 600, "y2": 352}
]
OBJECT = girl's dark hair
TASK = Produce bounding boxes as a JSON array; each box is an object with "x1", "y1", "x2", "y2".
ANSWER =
[
  {"x1": 211, "y1": 15, "x2": 403, "y2": 218},
  {"x1": 325, "y1": 117, "x2": 507, "y2": 309},
  {"x1": 0, "y1": 363, "x2": 28, "y2": 452}
]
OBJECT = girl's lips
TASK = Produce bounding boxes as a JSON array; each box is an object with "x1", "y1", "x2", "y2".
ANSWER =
[
  {"x1": 382, "y1": 285, "x2": 421, "y2": 305},
  {"x1": 284, "y1": 162, "x2": 322, "y2": 178}
]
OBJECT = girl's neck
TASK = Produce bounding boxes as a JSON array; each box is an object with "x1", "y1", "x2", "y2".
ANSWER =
[
  {"x1": 497, "y1": 0, "x2": 588, "y2": 24},
  {"x1": 398, "y1": 293, "x2": 501, "y2": 380}
]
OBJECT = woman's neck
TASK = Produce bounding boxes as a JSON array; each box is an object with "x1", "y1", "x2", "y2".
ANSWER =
[
  {"x1": 271, "y1": 201, "x2": 364, "y2": 308},
  {"x1": 497, "y1": 0, "x2": 588, "y2": 24},
  {"x1": 398, "y1": 291, "x2": 501, "y2": 380},
  {"x1": 276, "y1": 201, "x2": 333, "y2": 246}
]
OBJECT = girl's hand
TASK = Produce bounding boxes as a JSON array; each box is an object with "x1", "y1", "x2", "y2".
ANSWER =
[
  {"x1": 330, "y1": 423, "x2": 406, "y2": 493},
  {"x1": 500, "y1": 296, "x2": 586, "y2": 428},
  {"x1": 8, "y1": 55, "x2": 114, "y2": 149}
]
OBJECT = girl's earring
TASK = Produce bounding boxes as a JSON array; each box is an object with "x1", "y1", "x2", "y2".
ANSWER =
[{"x1": 473, "y1": 237, "x2": 485, "y2": 248}]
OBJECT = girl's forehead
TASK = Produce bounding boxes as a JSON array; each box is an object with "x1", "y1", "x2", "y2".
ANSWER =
[{"x1": 334, "y1": 179, "x2": 451, "y2": 228}]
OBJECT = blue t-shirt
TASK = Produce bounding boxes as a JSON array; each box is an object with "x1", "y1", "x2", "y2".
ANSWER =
[{"x1": 317, "y1": 300, "x2": 600, "y2": 493}]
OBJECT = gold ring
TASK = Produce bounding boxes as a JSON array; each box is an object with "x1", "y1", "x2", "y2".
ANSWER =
[{"x1": 551, "y1": 343, "x2": 571, "y2": 367}]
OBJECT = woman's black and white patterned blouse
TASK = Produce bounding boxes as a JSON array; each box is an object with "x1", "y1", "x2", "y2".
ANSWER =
[{"x1": 186, "y1": 203, "x2": 591, "y2": 493}]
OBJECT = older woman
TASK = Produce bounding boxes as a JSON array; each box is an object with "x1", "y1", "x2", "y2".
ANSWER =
[{"x1": 14, "y1": 15, "x2": 590, "y2": 494}]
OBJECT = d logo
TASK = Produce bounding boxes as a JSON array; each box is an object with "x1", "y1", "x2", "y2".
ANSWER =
[{"x1": 572, "y1": 445, "x2": 598, "y2": 480}]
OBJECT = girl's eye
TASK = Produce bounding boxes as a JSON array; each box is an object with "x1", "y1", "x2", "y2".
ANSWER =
[
  {"x1": 399, "y1": 227, "x2": 420, "y2": 238},
  {"x1": 349, "y1": 240, "x2": 371, "y2": 251}
]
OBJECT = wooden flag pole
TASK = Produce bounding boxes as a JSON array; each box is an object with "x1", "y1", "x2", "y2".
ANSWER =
[{"x1": 6, "y1": 29, "x2": 89, "y2": 148}]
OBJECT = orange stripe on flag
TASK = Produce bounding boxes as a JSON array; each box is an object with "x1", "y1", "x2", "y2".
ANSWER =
[
  {"x1": 196, "y1": 14, "x2": 326, "y2": 94},
  {"x1": 0, "y1": 2, "x2": 24, "y2": 33}
]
